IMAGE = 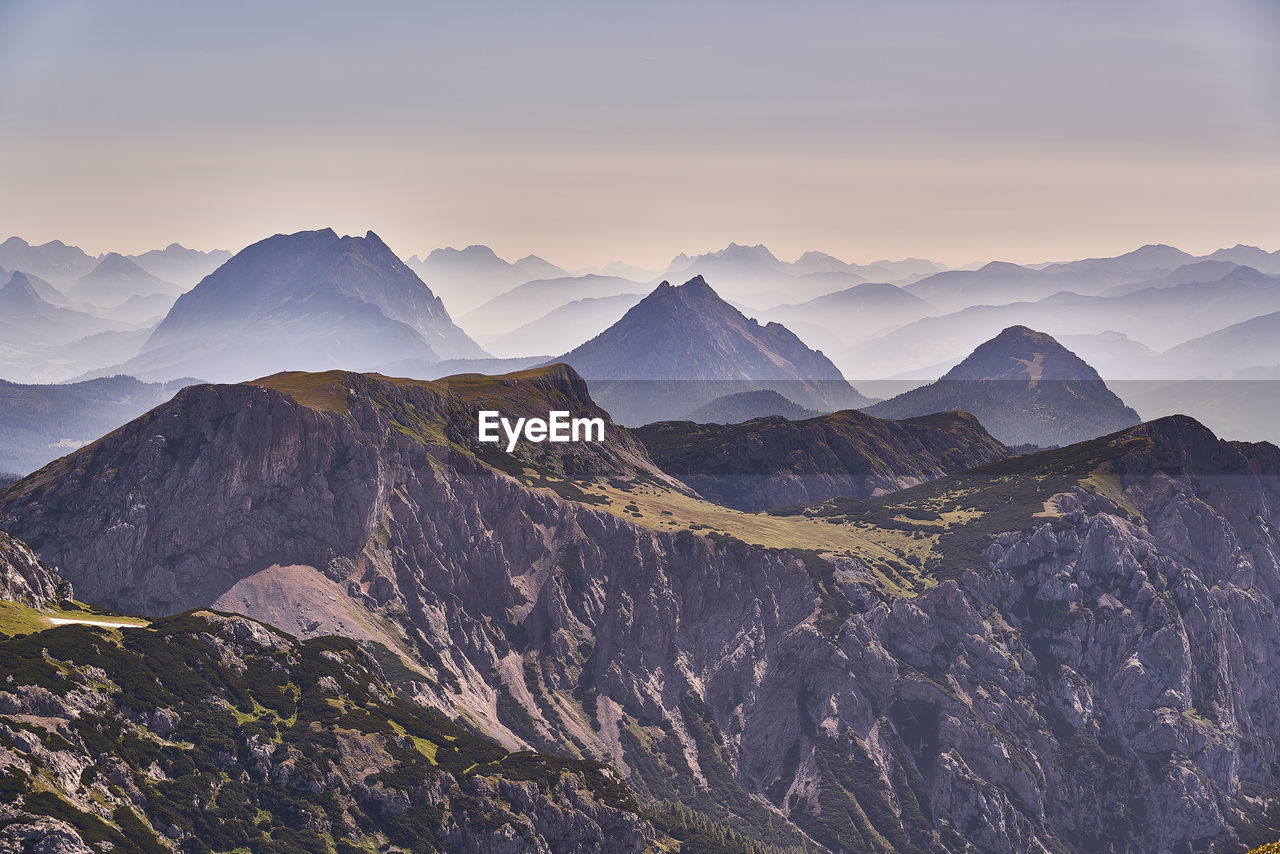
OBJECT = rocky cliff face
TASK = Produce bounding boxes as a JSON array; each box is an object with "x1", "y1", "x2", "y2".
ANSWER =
[
  {"x1": 2, "y1": 365, "x2": 1278, "y2": 853},
  {"x1": 0, "y1": 529, "x2": 69, "y2": 608},
  {"x1": 635, "y1": 409, "x2": 1008, "y2": 511}
]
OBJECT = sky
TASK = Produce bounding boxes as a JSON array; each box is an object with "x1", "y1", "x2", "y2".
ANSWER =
[{"x1": 1, "y1": 0, "x2": 1278, "y2": 269}]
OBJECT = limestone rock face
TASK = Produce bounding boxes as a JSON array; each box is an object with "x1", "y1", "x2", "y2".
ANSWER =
[
  {"x1": 2, "y1": 361, "x2": 1278, "y2": 852},
  {"x1": 0, "y1": 529, "x2": 69, "y2": 607}
]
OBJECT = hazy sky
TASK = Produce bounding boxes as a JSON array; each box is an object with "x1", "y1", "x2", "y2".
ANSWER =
[{"x1": 1, "y1": 0, "x2": 1278, "y2": 268}]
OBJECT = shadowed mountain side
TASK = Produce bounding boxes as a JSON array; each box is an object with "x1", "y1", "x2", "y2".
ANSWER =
[
  {"x1": 114, "y1": 228, "x2": 486, "y2": 382},
  {"x1": 635, "y1": 408, "x2": 1008, "y2": 511},
  {"x1": 864, "y1": 326, "x2": 1140, "y2": 447},
  {"x1": 558, "y1": 276, "x2": 868, "y2": 425}
]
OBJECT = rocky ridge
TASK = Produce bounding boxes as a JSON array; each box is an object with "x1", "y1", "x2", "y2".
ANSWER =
[{"x1": 635, "y1": 409, "x2": 1008, "y2": 511}]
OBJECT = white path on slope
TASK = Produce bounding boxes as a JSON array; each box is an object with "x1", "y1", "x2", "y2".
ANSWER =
[{"x1": 46, "y1": 616, "x2": 148, "y2": 629}]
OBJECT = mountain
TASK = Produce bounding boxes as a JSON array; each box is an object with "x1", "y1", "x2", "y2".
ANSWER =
[
  {"x1": 112, "y1": 228, "x2": 486, "y2": 382},
  {"x1": 406, "y1": 244, "x2": 533, "y2": 315},
  {"x1": 663, "y1": 243, "x2": 796, "y2": 304},
  {"x1": 0, "y1": 237, "x2": 97, "y2": 286},
  {"x1": 66, "y1": 252, "x2": 182, "y2": 307},
  {"x1": 683, "y1": 389, "x2": 819, "y2": 423},
  {"x1": 5, "y1": 269, "x2": 71, "y2": 307},
  {"x1": 483, "y1": 293, "x2": 643, "y2": 358},
  {"x1": 129, "y1": 242, "x2": 233, "y2": 286},
  {"x1": 791, "y1": 250, "x2": 854, "y2": 275},
  {"x1": 0, "y1": 606, "x2": 659, "y2": 851},
  {"x1": 635, "y1": 408, "x2": 1007, "y2": 511},
  {"x1": 864, "y1": 326, "x2": 1140, "y2": 446},
  {"x1": 765, "y1": 282, "x2": 936, "y2": 355},
  {"x1": 459, "y1": 273, "x2": 642, "y2": 338},
  {"x1": 4, "y1": 361, "x2": 1280, "y2": 851},
  {"x1": 558, "y1": 276, "x2": 869, "y2": 424},
  {"x1": 0, "y1": 375, "x2": 192, "y2": 474},
  {"x1": 514, "y1": 253, "x2": 569, "y2": 280}
]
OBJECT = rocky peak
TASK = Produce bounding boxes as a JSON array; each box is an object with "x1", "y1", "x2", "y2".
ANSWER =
[{"x1": 941, "y1": 324, "x2": 1105, "y2": 383}]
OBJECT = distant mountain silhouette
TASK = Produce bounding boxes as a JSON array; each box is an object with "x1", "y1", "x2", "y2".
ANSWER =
[
  {"x1": 557, "y1": 275, "x2": 869, "y2": 424},
  {"x1": 129, "y1": 243, "x2": 233, "y2": 287},
  {"x1": 117, "y1": 229, "x2": 485, "y2": 382},
  {"x1": 0, "y1": 237, "x2": 97, "y2": 286},
  {"x1": 406, "y1": 244, "x2": 533, "y2": 315},
  {"x1": 864, "y1": 325, "x2": 1140, "y2": 446},
  {"x1": 765, "y1": 281, "x2": 936, "y2": 354},
  {"x1": 460, "y1": 274, "x2": 643, "y2": 338},
  {"x1": 683, "y1": 389, "x2": 818, "y2": 423},
  {"x1": 482, "y1": 293, "x2": 642, "y2": 359},
  {"x1": 1039, "y1": 243, "x2": 1197, "y2": 277},
  {"x1": 513, "y1": 254, "x2": 569, "y2": 280},
  {"x1": 845, "y1": 265, "x2": 1280, "y2": 378},
  {"x1": 68, "y1": 252, "x2": 181, "y2": 307},
  {"x1": 1203, "y1": 244, "x2": 1280, "y2": 275}
]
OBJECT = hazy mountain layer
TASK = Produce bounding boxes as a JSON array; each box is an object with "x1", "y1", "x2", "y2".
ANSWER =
[
  {"x1": 129, "y1": 242, "x2": 233, "y2": 286},
  {"x1": 482, "y1": 292, "x2": 643, "y2": 359}
]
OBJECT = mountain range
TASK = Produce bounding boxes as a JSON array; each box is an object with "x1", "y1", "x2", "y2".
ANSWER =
[{"x1": 2, "y1": 361, "x2": 1279, "y2": 851}]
